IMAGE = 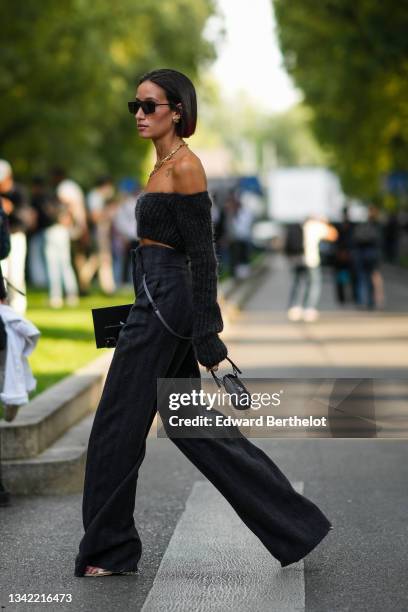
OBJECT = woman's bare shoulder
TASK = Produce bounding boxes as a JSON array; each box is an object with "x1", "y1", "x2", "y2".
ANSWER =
[{"x1": 172, "y1": 149, "x2": 207, "y2": 194}]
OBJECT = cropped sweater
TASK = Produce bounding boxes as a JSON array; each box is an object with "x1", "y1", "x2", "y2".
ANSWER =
[{"x1": 135, "y1": 190, "x2": 228, "y2": 368}]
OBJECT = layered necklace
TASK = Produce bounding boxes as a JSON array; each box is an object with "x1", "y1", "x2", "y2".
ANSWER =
[{"x1": 149, "y1": 140, "x2": 188, "y2": 179}]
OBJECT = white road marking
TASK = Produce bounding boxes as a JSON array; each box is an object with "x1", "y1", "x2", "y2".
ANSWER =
[{"x1": 141, "y1": 480, "x2": 305, "y2": 612}]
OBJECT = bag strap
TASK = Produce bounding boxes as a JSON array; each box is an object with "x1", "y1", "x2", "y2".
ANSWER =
[
  {"x1": 142, "y1": 273, "x2": 194, "y2": 340},
  {"x1": 210, "y1": 356, "x2": 242, "y2": 387},
  {"x1": 225, "y1": 356, "x2": 242, "y2": 374},
  {"x1": 3, "y1": 277, "x2": 26, "y2": 296},
  {"x1": 142, "y1": 273, "x2": 239, "y2": 367}
]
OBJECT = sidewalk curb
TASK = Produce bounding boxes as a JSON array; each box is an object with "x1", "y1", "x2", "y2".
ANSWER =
[
  {"x1": 1, "y1": 354, "x2": 114, "y2": 494},
  {"x1": 0, "y1": 352, "x2": 112, "y2": 460}
]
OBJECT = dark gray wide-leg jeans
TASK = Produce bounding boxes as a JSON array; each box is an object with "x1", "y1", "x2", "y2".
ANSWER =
[{"x1": 74, "y1": 245, "x2": 332, "y2": 576}]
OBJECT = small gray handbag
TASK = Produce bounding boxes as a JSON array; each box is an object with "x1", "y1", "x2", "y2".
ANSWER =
[{"x1": 209, "y1": 357, "x2": 252, "y2": 410}]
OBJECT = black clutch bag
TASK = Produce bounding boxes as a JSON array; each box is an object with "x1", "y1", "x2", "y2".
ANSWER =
[
  {"x1": 210, "y1": 356, "x2": 252, "y2": 410},
  {"x1": 92, "y1": 303, "x2": 133, "y2": 348}
]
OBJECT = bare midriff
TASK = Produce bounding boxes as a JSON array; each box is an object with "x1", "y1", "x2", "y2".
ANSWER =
[{"x1": 139, "y1": 237, "x2": 175, "y2": 250}]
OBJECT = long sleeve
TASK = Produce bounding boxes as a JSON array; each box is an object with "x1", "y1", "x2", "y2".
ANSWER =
[{"x1": 174, "y1": 191, "x2": 228, "y2": 368}]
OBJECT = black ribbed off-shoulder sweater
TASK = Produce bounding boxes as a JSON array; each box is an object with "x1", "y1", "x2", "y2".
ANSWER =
[{"x1": 135, "y1": 190, "x2": 228, "y2": 368}]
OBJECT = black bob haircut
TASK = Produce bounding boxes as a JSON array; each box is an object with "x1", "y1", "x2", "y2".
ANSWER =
[{"x1": 137, "y1": 68, "x2": 197, "y2": 138}]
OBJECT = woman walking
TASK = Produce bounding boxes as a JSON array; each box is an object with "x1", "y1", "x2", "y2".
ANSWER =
[{"x1": 74, "y1": 68, "x2": 332, "y2": 577}]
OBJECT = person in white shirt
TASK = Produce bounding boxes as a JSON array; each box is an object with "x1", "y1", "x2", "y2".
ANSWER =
[
  {"x1": 81, "y1": 176, "x2": 116, "y2": 294},
  {"x1": 51, "y1": 167, "x2": 88, "y2": 295},
  {"x1": 41, "y1": 195, "x2": 79, "y2": 308},
  {"x1": 287, "y1": 216, "x2": 338, "y2": 322}
]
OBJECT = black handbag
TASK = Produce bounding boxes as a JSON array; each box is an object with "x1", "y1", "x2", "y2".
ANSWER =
[
  {"x1": 91, "y1": 267, "x2": 188, "y2": 349},
  {"x1": 92, "y1": 303, "x2": 132, "y2": 348},
  {"x1": 210, "y1": 356, "x2": 252, "y2": 410}
]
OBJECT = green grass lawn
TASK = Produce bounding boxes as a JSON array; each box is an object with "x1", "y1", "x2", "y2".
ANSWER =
[{"x1": 22, "y1": 286, "x2": 135, "y2": 401}]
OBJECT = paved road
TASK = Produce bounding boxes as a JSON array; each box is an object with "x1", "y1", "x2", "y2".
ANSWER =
[{"x1": 1, "y1": 254, "x2": 407, "y2": 611}]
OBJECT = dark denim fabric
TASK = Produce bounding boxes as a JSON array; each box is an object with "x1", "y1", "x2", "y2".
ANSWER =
[{"x1": 74, "y1": 245, "x2": 332, "y2": 576}]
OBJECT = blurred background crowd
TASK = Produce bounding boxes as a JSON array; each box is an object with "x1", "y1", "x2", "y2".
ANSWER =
[
  {"x1": 0, "y1": 159, "x2": 264, "y2": 314},
  {"x1": 1, "y1": 155, "x2": 407, "y2": 318}
]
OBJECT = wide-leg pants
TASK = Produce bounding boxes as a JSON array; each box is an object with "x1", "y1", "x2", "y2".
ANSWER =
[{"x1": 74, "y1": 244, "x2": 332, "y2": 576}]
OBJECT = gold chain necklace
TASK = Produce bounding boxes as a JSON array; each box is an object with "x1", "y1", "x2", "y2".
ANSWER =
[{"x1": 149, "y1": 140, "x2": 188, "y2": 178}]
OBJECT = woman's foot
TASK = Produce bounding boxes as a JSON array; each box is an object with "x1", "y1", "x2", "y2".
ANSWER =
[
  {"x1": 84, "y1": 565, "x2": 113, "y2": 576},
  {"x1": 84, "y1": 565, "x2": 138, "y2": 577}
]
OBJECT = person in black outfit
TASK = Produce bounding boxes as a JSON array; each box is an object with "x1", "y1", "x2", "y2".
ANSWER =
[
  {"x1": 383, "y1": 212, "x2": 400, "y2": 263},
  {"x1": 352, "y1": 205, "x2": 383, "y2": 308},
  {"x1": 74, "y1": 69, "x2": 332, "y2": 578},
  {"x1": 27, "y1": 175, "x2": 52, "y2": 286},
  {"x1": 334, "y1": 206, "x2": 356, "y2": 304}
]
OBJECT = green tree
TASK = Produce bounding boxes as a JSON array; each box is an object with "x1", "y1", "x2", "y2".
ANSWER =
[
  {"x1": 195, "y1": 79, "x2": 327, "y2": 174},
  {"x1": 0, "y1": 0, "x2": 219, "y2": 186},
  {"x1": 273, "y1": 0, "x2": 408, "y2": 202}
]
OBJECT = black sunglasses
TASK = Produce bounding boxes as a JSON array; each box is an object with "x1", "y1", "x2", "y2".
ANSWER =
[{"x1": 128, "y1": 99, "x2": 172, "y2": 115}]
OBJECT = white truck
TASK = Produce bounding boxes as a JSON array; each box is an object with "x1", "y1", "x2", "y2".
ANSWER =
[{"x1": 266, "y1": 167, "x2": 345, "y2": 223}]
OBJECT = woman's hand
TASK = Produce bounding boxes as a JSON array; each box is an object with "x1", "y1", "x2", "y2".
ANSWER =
[{"x1": 206, "y1": 364, "x2": 219, "y2": 373}]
